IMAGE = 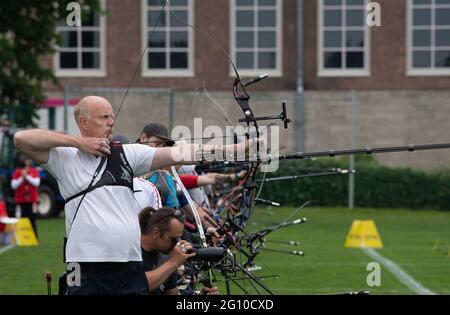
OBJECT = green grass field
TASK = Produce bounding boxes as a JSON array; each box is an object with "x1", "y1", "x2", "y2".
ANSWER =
[{"x1": 0, "y1": 207, "x2": 449, "y2": 295}]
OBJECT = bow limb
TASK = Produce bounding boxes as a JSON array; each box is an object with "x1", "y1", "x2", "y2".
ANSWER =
[
  {"x1": 171, "y1": 166, "x2": 207, "y2": 248},
  {"x1": 171, "y1": 166, "x2": 216, "y2": 290},
  {"x1": 202, "y1": 82, "x2": 232, "y2": 124}
]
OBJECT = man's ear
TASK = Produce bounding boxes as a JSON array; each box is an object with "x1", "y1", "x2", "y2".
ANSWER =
[
  {"x1": 152, "y1": 227, "x2": 160, "y2": 240},
  {"x1": 79, "y1": 116, "x2": 88, "y2": 131}
]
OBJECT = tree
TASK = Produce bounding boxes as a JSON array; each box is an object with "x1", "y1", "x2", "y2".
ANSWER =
[{"x1": 0, "y1": 0, "x2": 100, "y2": 127}]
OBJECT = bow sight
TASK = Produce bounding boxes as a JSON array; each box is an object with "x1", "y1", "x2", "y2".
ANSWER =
[{"x1": 234, "y1": 74, "x2": 292, "y2": 131}]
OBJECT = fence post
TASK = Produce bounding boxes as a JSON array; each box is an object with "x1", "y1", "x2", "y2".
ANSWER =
[
  {"x1": 296, "y1": 92, "x2": 305, "y2": 152},
  {"x1": 169, "y1": 89, "x2": 175, "y2": 132},
  {"x1": 348, "y1": 91, "x2": 357, "y2": 209},
  {"x1": 296, "y1": 0, "x2": 305, "y2": 152}
]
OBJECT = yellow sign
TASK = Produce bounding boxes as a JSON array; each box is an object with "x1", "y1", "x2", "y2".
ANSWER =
[
  {"x1": 14, "y1": 218, "x2": 38, "y2": 246},
  {"x1": 345, "y1": 220, "x2": 383, "y2": 248}
]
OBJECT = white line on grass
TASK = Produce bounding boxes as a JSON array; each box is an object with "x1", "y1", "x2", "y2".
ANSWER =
[
  {"x1": 0, "y1": 245, "x2": 14, "y2": 255},
  {"x1": 362, "y1": 248, "x2": 436, "y2": 295}
]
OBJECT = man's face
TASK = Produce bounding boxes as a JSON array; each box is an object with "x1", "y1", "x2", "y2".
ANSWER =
[
  {"x1": 81, "y1": 100, "x2": 115, "y2": 139},
  {"x1": 158, "y1": 218, "x2": 184, "y2": 255},
  {"x1": 140, "y1": 134, "x2": 166, "y2": 148}
]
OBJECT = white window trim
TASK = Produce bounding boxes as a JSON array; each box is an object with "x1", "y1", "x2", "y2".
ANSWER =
[
  {"x1": 141, "y1": 0, "x2": 194, "y2": 77},
  {"x1": 317, "y1": 0, "x2": 371, "y2": 77},
  {"x1": 230, "y1": 0, "x2": 283, "y2": 77},
  {"x1": 407, "y1": 0, "x2": 450, "y2": 76},
  {"x1": 54, "y1": 0, "x2": 106, "y2": 77}
]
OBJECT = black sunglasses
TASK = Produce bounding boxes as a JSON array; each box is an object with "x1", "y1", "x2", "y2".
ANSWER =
[{"x1": 152, "y1": 209, "x2": 184, "y2": 226}]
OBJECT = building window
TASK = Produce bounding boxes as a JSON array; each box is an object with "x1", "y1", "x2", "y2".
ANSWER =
[
  {"x1": 231, "y1": 0, "x2": 282, "y2": 76},
  {"x1": 408, "y1": 0, "x2": 450, "y2": 76},
  {"x1": 55, "y1": 5, "x2": 105, "y2": 77},
  {"x1": 318, "y1": 0, "x2": 370, "y2": 77},
  {"x1": 142, "y1": 0, "x2": 194, "y2": 77}
]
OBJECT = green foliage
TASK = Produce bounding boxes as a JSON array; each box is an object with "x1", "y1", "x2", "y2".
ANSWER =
[
  {"x1": 258, "y1": 157, "x2": 450, "y2": 211},
  {"x1": 0, "y1": 0, "x2": 100, "y2": 126}
]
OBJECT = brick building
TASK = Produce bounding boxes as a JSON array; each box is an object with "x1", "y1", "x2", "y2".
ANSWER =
[{"x1": 42, "y1": 0, "x2": 450, "y2": 170}]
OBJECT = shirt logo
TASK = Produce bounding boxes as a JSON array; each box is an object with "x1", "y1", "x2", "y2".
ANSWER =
[{"x1": 120, "y1": 166, "x2": 132, "y2": 183}]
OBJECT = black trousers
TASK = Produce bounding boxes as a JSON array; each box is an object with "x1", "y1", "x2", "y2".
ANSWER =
[
  {"x1": 64, "y1": 262, "x2": 149, "y2": 295},
  {"x1": 19, "y1": 203, "x2": 38, "y2": 239}
]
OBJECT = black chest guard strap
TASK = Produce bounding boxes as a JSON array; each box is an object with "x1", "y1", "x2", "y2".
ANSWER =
[{"x1": 65, "y1": 144, "x2": 134, "y2": 203}]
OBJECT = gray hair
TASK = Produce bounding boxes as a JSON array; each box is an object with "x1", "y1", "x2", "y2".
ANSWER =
[{"x1": 74, "y1": 98, "x2": 91, "y2": 127}]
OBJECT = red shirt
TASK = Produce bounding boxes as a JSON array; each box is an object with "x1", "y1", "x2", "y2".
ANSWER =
[
  {"x1": 0, "y1": 200, "x2": 7, "y2": 232},
  {"x1": 12, "y1": 167, "x2": 40, "y2": 203},
  {"x1": 179, "y1": 174, "x2": 199, "y2": 189}
]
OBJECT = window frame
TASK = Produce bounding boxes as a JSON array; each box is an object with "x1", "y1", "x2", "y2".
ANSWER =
[
  {"x1": 54, "y1": 0, "x2": 106, "y2": 77},
  {"x1": 407, "y1": 0, "x2": 450, "y2": 76},
  {"x1": 317, "y1": 0, "x2": 371, "y2": 77},
  {"x1": 230, "y1": 0, "x2": 283, "y2": 77},
  {"x1": 141, "y1": 0, "x2": 195, "y2": 77}
]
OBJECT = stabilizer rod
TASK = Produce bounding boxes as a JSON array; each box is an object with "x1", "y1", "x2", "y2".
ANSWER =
[{"x1": 277, "y1": 142, "x2": 450, "y2": 160}]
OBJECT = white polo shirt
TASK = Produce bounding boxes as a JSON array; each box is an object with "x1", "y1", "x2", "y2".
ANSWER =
[
  {"x1": 133, "y1": 177, "x2": 162, "y2": 213},
  {"x1": 43, "y1": 144, "x2": 156, "y2": 262}
]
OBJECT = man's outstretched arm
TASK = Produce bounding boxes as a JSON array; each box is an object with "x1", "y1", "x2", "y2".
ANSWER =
[
  {"x1": 14, "y1": 129, "x2": 111, "y2": 164},
  {"x1": 151, "y1": 139, "x2": 262, "y2": 170}
]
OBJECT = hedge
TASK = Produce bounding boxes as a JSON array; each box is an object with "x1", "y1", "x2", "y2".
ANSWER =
[{"x1": 256, "y1": 156, "x2": 450, "y2": 211}]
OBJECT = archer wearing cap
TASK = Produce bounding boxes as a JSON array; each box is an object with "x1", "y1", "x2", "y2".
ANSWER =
[{"x1": 137, "y1": 123, "x2": 175, "y2": 147}]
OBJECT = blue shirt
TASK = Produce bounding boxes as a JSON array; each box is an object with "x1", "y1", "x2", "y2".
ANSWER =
[{"x1": 148, "y1": 172, "x2": 188, "y2": 208}]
